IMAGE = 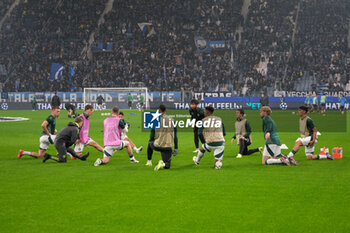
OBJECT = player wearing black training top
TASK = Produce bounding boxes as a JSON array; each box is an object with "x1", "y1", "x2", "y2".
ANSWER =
[{"x1": 43, "y1": 117, "x2": 89, "y2": 163}]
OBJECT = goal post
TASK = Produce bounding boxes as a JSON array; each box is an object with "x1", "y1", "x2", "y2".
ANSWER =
[{"x1": 83, "y1": 87, "x2": 149, "y2": 110}]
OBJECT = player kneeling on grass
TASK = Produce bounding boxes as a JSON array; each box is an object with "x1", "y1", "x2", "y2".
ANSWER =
[
  {"x1": 118, "y1": 112, "x2": 143, "y2": 154},
  {"x1": 73, "y1": 105, "x2": 104, "y2": 158},
  {"x1": 94, "y1": 107, "x2": 138, "y2": 166},
  {"x1": 231, "y1": 108, "x2": 262, "y2": 158},
  {"x1": 287, "y1": 106, "x2": 334, "y2": 161},
  {"x1": 147, "y1": 105, "x2": 178, "y2": 170},
  {"x1": 193, "y1": 106, "x2": 226, "y2": 169},
  {"x1": 18, "y1": 106, "x2": 60, "y2": 159},
  {"x1": 43, "y1": 117, "x2": 90, "y2": 163},
  {"x1": 260, "y1": 106, "x2": 290, "y2": 166}
]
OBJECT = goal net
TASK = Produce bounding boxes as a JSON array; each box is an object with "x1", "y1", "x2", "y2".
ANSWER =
[{"x1": 83, "y1": 87, "x2": 149, "y2": 110}]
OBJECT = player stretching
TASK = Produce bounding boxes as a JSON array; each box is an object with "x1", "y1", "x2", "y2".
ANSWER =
[
  {"x1": 43, "y1": 117, "x2": 90, "y2": 163},
  {"x1": 287, "y1": 106, "x2": 334, "y2": 161},
  {"x1": 231, "y1": 109, "x2": 262, "y2": 158},
  {"x1": 74, "y1": 105, "x2": 104, "y2": 157},
  {"x1": 18, "y1": 106, "x2": 60, "y2": 159},
  {"x1": 259, "y1": 106, "x2": 290, "y2": 166},
  {"x1": 192, "y1": 106, "x2": 226, "y2": 169},
  {"x1": 147, "y1": 105, "x2": 178, "y2": 170},
  {"x1": 339, "y1": 94, "x2": 346, "y2": 115},
  {"x1": 94, "y1": 107, "x2": 138, "y2": 166},
  {"x1": 119, "y1": 112, "x2": 143, "y2": 154},
  {"x1": 189, "y1": 99, "x2": 205, "y2": 153}
]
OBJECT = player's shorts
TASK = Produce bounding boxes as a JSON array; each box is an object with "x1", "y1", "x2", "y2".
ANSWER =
[
  {"x1": 296, "y1": 136, "x2": 318, "y2": 155},
  {"x1": 340, "y1": 106, "x2": 345, "y2": 111},
  {"x1": 321, "y1": 103, "x2": 325, "y2": 106},
  {"x1": 313, "y1": 104, "x2": 317, "y2": 109},
  {"x1": 74, "y1": 138, "x2": 94, "y2": 153},
  {"x1": 140, "y1": 103, "x2": 144, "y2": 107},
  {"x1": 128, "y1": 101, "x2": 132, "y2": 107},
  {"x1": 202, "y1": 143, "x2": 225, "y2": 160},
  {"x1": 103, "y1": 141, "x2": 125, "y2": 157},
  {"x1": 97, "y1": 101, "x2": 102, "y2": 105},
  {"x1": 39, "y1": 135, "x2": 56, "y2": 150},
  {"x1": 263, "y1": 144, "x2": 281, "y2": 157}
]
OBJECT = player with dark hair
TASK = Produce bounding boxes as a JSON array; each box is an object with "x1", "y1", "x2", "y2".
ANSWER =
[
  {"x1": 193, "y1": 106, "x2": 226, "y2": 169},
  {"x1": 189, "y1": 99, "x2": 205, "y2": 153},
  {"x1": 147, "y1": 104, "x2": 178, "y2": 170},
  {"x1": 231, "y1": 109, "x2": 262, "y2": 158},
  {"x1": 74, "y1": 105, "x2": 104, "y2": 157},
  {"x1": 94, "y1": 106, "x2": 138, "y2": 166},
  {"x1": 18, "y1": 106, "x2": 60, "y2": 159},
  {"x1": 286, "y1": 106, "x2": 334, "y2": 161},
  {"x1": 43, "y1": 117, "x2": 90, "y2": 163}
]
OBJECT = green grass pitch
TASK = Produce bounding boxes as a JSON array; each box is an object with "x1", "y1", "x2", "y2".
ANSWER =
[{"x1": 0, "y1": 109, "x2": 349, "y2": 233}]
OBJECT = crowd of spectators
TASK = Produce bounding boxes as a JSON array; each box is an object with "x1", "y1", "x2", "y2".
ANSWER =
[
  {"x1": 0, "y1": 0, "x2": 106, "y2": 92},
  {"x1": 87, "y1": 0, "x2": 243, "y2": 92},
  {"x1": 286, "y1": 0, "x2": 350, "y2": 92},
  {"x1": 0, "y1": 0, "x2": 12, "y2": 19},
  {"x1": 236, "y1": 0, "x2": 299, "y2": 95},
  {"x1": 0, "y1": 0, "x2": 349, "y2": 94}
]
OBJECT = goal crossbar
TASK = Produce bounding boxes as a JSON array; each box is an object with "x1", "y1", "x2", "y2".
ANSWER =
[{"x1": 83, "y1": 87, "x2": 149, "y2": 109}]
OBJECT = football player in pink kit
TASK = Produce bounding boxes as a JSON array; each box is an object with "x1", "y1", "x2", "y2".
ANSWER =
[
  {"x1": 73, "y1": 105, "x2": 103, "y2": 158},
  {"x1": 94, "y1": 106, "x2": 138, "y2": 166}
]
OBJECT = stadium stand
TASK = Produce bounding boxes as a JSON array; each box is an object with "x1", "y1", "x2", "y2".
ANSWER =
[{"x1": 0, "y1": 0, "x2": 349, "y2": 94}]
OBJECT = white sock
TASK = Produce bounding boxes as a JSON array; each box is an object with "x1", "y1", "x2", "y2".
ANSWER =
[
  {"x1": 23, "y1": 151, "x2": 31, "y2": 155},
  {"x1": 266, "y1": 159, "x2": 282, "y2": 165},
  {"x1": 287, "y1": 152, "x2": 294, "y2": 158},
  {"x1": 318, "y1": 154, "x2": 327, "y2": 160},
  {"x1": 147, "y1": 160, "x2": 152, "y2": 163},
  {"x1": 197, "y1": 150, "x2": 205, "y2": 162}
]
